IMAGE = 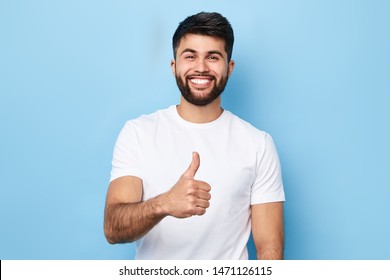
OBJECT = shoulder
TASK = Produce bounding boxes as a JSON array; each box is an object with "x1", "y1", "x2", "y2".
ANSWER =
[
  {"x1": 226, "y1": 111, "x2": 272, "y2": 143},
  {"x1": 124, "y1": 106, "x2": 174, "y2": 130}
]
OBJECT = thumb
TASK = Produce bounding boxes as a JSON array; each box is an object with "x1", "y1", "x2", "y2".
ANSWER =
[{"x1": 183, "y1": 152, "x2": 200, "y2": 178}]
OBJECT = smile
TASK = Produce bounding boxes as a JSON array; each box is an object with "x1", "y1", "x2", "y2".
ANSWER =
[
  {"x1": 190, "y1": 78, "x2": 211, "y2": 85},
  {"x1": 188, "y1": 76, "x2": 215, "y2": 88}
]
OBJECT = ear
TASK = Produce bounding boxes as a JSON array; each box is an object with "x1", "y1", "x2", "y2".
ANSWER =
[
  {"x1": 227, "y1": 59, "x2": 235, "y2": 78},
  {"x1": 170, "y1": 59, "x2": 176, "y2": 76}
]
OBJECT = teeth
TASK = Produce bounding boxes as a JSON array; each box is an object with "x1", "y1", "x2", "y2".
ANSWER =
[{"x1": 191, "y1": 79, "x2": 210, "y2": 85}]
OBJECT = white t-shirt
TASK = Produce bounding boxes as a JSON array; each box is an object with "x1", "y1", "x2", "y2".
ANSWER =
[{"x1": 110, "y1": 105, "x2": 285, "y2": 259}]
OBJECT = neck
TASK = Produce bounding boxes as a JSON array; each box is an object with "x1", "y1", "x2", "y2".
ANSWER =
[{"x1": 176, "y1": 97, "x2": 223, "y2": 123}]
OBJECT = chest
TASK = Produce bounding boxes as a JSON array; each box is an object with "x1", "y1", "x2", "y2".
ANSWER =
[{"x1": 139, "y1": 126, "x2": 257, "y2": 212}]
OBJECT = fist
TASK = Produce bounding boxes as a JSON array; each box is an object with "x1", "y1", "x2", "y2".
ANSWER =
[{"x1": 162, "y1": 152, "x2": 211, "y2": 218}]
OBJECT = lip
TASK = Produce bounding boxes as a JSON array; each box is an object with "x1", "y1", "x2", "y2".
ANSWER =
[{"x1": 187, "y1": 76, "x2": 214, "y2": 89}]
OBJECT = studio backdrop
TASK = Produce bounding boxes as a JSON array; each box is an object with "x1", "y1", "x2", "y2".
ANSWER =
[{"x1": 1, "y1": 0, "x2": 389, "y2": 259}]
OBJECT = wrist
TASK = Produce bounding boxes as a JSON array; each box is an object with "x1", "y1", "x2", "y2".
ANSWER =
[{"x1": 152, "y1": 193, "x2": 169, "y2": 218}]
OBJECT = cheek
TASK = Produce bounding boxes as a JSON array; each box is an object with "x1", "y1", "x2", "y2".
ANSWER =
[
  {"x1": 176, "y1": 60, "x2": 199, "y2": 75},
  {"x1": 173, "y1": 64, "x2": 184, "y2": 76},
  {"x1": 212, "y1": 64, "x2": 228, "y2": 76},
  {"x1": 177, "y1": 68, "x2": 193, "y2": 79}
]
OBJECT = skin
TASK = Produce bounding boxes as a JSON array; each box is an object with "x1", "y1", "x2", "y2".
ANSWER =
[
  {"x1": 104, "y1": 152, "x2": 210, "y2": 243},
  {"x1": 252, "y1": 202, "x2": 284, "y2": 259},
  {"x1": 104, "y1": 34, "x2": 284, "y2": 259},
  {"x1": 171, "y1": 34, "x2": 234, "y2": 123}
]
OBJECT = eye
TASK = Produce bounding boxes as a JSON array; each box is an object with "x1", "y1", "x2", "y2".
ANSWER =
[
  {"x1": 185, "y1": 55, "x2": 195, "y2": 60},
  {"x1": 208, "y1": 56, "x2": 219, "y2": 61}
]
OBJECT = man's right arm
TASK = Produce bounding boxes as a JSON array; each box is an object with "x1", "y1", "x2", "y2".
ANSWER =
[
  {"x1": 104, "y1": 152, "x2": 211, "y2": 244},
  {"x1": 104, "y1": 176, "x2": 166, "y2": 244}
]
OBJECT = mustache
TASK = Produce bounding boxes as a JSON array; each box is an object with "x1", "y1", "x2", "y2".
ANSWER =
[{"x1": 186, "y1": 74, "x2": 216, "y2": 80}]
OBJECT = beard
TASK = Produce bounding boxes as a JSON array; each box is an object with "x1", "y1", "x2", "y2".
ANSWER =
[{"x1": 175, "y1": 73, "x2": 229, "y2": 106}]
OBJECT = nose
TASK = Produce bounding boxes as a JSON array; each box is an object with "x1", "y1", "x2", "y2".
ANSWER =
[{"x1": 194, "y1": 58, "x2": 209, "y2": 73}]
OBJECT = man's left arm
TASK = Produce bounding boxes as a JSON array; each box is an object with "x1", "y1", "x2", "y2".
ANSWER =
[{"x1": 251, "y1": 201, "x2": 284, "y2": 260}]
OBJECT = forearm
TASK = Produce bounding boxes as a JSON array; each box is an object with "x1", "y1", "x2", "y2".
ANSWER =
[
  {"x1": 257, "y1": 246, "x2": 284, "y2": 260},
  {"x1": 257, "y1": 227, "x2": 284, "y2": 260},
  {"x1": 104, "y1": 153, "x2": 211, "y2": 244},
  {"x1": 104, "y1": 196, "x2": 166, "y2": 244},
  {"x1": 252, "y1": 202, "x2": 284, "y2": 260},
  {"x1": 257, "y1": 231, "x2": 284, "y2": 260}
]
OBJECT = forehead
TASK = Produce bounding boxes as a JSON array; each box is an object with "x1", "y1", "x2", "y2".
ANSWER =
[{"x1": 177, "y1": 34, "x2": 226, "y2": 54}]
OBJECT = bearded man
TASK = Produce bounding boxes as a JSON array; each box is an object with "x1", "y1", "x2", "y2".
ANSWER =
[{"x1": 104, "y1": 12, "x2": 285, "y2": 260}]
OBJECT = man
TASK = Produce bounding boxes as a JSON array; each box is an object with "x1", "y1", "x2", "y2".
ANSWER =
[{"x1": 104, "y1": 12, "x2": 285, "y2": 260}]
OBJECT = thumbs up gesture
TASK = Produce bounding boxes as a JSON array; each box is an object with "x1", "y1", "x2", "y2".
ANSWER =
[{"x1": 160, "y1": 152, "x2": 211, "y2": 218}]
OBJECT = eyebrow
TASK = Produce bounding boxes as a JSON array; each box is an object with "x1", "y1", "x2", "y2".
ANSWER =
[{"x1": 180, "y1": 48, "x2": 225, "y2": 58}]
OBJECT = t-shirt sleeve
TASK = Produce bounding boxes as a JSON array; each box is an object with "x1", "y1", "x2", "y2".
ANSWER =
[
  {"x1": 251, "y1": 133, "x2": 285, "y2": 205},
  {"x1": 110, "y1": 121, "x2": 142, "y2": 182}
]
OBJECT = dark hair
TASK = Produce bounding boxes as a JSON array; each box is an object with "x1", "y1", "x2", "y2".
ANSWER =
[{"x1": 172, "y1": 12, "x2": 234, "y2": 61}]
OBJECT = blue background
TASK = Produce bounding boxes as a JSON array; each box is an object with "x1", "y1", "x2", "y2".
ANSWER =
[{"x1": 1, "y1": 0, "x2": 389, "y2": 259}]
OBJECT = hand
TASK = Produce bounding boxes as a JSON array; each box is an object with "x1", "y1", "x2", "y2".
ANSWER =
[{"x1": 161, "y1": 152, "x2": 211, "y2": 218}]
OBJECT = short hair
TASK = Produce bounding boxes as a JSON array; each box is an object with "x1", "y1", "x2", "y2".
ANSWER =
[{"x1": 172, "y1": 12, "x2": 234, "y2": 61}]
